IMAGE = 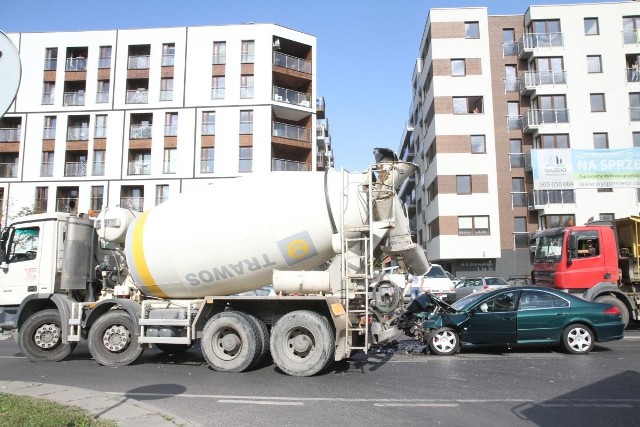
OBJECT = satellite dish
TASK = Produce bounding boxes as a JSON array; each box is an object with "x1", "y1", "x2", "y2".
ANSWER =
[{"x1": 0, "y1": 30, "x2": 21, "y2": 118}]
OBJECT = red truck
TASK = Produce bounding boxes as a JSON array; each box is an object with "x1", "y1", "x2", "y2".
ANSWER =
[{"x1": 531, "y1": 216, "x2": 640, "y2": 327}]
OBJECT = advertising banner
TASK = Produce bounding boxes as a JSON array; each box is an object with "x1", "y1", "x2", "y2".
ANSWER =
[{"x1": 531, "y1": 148, "x2": 640, "y2": 189}]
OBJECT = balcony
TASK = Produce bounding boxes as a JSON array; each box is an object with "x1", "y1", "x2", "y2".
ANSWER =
[
  {"x1": 40, "y1": 162, "x2": 54, "y2": 177},
  {"x1": 0, "y1": 128, "x2": 20, "y2": 142},
  {"x1": 518, "y1": 71, "x2": 567, "y2": 95},
  {"x1": 128, "y1": 55, "x2": 150, "y2": 70},
  {"x1": 64, "y1": 162, "x2": 87, "y2": 177},
  {"x1": 272, "y1": 158, "x2": 311, "y2": 171},
  {"x1": 128, "y1": 161, "x2": 150, "y2": 175},
  {"x1": 0, "y1": 163, "x2": 17, "y2": 178},
  {"x1": 623, "y1": 29, "x2": 639, "y2": 45},
  {"x1": 517, "y1": 32, "x2": 563, "y2": 58},
  {"x1": 528, "y1": 189, "x2": 575, "y2": 210},
  {"x1": 273, "y1": 86, "x2": 311, "y2": 107},
  {"x1": 63, "y1": 92, "x2": 85, "y2": 106},
  {"x1": 522, "y1": 109, "x2": 569, "y2": 133},
  {"x1": 126, "y1": 89, "x2": 148, "y2": 104},
  {"x1": 506, "y1": 115, "x2": 523, "y2": 131},
  {"x1": 273, "y1": 52, "x2": 312, "y2": 74},
  {"x1": 120, "y1": 197, "x2": 144, "y2": 212},
  {"x1": 130, "y1": 124, "x2": 152, "y2": 139},
  {"x1": 65, "y1": 57, "x2": 87, "y2": 72},
  {"x1": 67, "y1": 126, "x2": 88, "y2": 141},
  {"x1": 272, "y1": 122, "x2": 311, "y2": 142}
]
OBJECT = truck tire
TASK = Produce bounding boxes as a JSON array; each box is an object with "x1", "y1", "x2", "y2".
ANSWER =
[
  {"x1": 244, "y1": 313, "x2": 270, "y2": 367},
  {"x1": 269, "y1": 310, "x2": 334, "y2": 377},
  {"x1": 88, "y1": 311, "x2": 143, "y2": 366},
  {"x1": 562, "y1": 323, "x2": 594, "y2": 354},
  {"x1": 18, "y1": 309, "x2": 76, "y2": 362},
  {"x1": 594, "y1": 295, "x2": 629, "y2": 328},
  {"x1": 201, "y1": 311, "x2": 258, "y2": 373}
]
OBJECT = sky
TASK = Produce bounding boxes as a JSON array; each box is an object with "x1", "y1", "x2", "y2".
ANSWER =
[{"x1": 0, "y1": 0, "x2": 616, "y2": 171}]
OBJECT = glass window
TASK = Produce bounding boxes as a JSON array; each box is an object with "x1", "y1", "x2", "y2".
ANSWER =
[
  {"x1": 630, "y1": 93, "x2": 640, "y2": 121},
  {"x1": 240, "y1": 74, "x2": 254, "y2": 98},
  {"x1": 211, "y1": 76, "x2": 225, "y2": 99},
  {"x1": 90, "y1": 186, "x2": 104, "y2": 212},
  {"x1": 240, "y1": 110, "x2": 253, "y2": 134},
  {"x1": 7, "y1": 226, "x2": 40, "y2": 263},
  {"x1": 202, "y1": 111, "x2": 215, "y2": 135},
  {"x1": 95, "y1": 115, "x2": 107, "y2": 138},
  {"x1": 509, "y1": 139, "x2": 524, "y2": 168},
  {"x1": 451, "y1": 59, "x2": 465, "y2": 76},
  {"x1": 241, "y1": 40, "x2": 255, "y2": 63},
  {"x1": 633, "y1": 132, "x2": 640, "y2": 147},
  {"x1": 505, "y1": 65, "x2": 518, "y2": 91},
  {"x1": 514, "y1": 217, "x2": 528, "y2": 248},
  {"x1": 453, "y1": 97, "x2": 468, "y2": 114},
  {"x1": 162, "y1": 43, "x2": 175, "y2": 66},
  {"x1": 163, "y1": 148, "x2": 176, "y2": 174},
  {"x1": 239, "y1": 146, "x2": 253, "y2": 173},
  {"x1": 156, "y1": 184, "x2": 170, "y2": 205},
  {"x1": 44, "y1": 48, "x2": 58, "y2": 70},
  {"x1": 471, "y1": 135, "x2": 486, "y2": 154},
  {"x1": 201, "y1": 147, "x2": 215, "y2": 173},
  {"x1": 590, "y1": 93, "x2": 605, "y2": 112},
  {"x1": 502, "y1": 29, "x2": 516, "y2": 56},
  {"x1": 584, "y1": 18, "x2": 599, "y2": 35},
  {"x1": 212, "y1": 42, "x2": 226, "y2": 64},
  {"x1": 43, "y1": 116, "x2": 56, "y2": 139},
  {"x1": 593, "y1": 133, "x2": 608, "y2": 149},
  {"x1": 92, "y1": 150, "x2": 105, "y2": 176},
  {"x1": 538, "y1": 134, "x2": 570, "y2": 149},
  {"x1": 465, "y1": 22, "x2": 480, "y2": 39},
  {"x1": 160, "y1": 78, "x2": 173, "y2": 101},
  {"x1": 458, "y1": 216, "x2": 489, "y2": 235},
  {"x1": 98, "y1": 46, "x2": 111, "y2": 68},
  {"x1": 477, "y1": 291, "x2": 518, "y2": 313},
  {"x1": 587, "y1": 55, "x2": 602, "y2": 73},
  {"x1": 457, "y1": 175, "x2": 471, "y2": 194},
  {"x1": 165, "y1": 112, "x2": 178, "y2": 136}
]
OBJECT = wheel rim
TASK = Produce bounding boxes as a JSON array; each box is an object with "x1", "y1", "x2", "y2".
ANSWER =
[
  {"x1": 283, "y1": 327, "x2": 315, "y2": 361},
  {"x1": 102, "y1": 324, "x2": 131, "y2": 353},
  {"x1": 567, "y1": 327, "x2": 592, "y2": 352},
  {"x1": 212, "y1": 327, "x2": 242, "y2": 361},
  {"x1": 33, "y1": 322, "x2": 61, "y2": 350},
  {"x1": 433, "y1": 330, "x2": 456, "y2": 353}
]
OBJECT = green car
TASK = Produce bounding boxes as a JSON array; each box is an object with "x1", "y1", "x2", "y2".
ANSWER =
[{"x1": 393, "y1": 286, "x2": 625, "y2": 356}]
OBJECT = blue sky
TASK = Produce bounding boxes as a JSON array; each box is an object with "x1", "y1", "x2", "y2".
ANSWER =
[{"x1": 1, "y1": 0, "x2": 612, "y2": 170}]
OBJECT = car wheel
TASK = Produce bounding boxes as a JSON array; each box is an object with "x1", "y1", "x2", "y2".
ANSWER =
[
  {"x1": 428, "y1": 327, "x2": 459, "y2": 356},
  {"x1": 562, "y1": 323, "x2": 594, "y2": 355}
]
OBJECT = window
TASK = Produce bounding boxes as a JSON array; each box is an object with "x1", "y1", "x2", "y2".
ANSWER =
[
  {"x1": 457, "y1": 175, "x2": 471, "y2": 194},
  {"x1": 6, "y1": 226, "x2": 40, "y2": 264},
  {"x1": 35, "y1": 187, "x2": 48, "y2": 212},
  {"x1": 239, "y1": 146, "x2": 252, "y2": 173},
  {"x1": 453, "y1": 96, "x2": 483, "y2": 114},
  {"x1": 41, "y1": 152, "x2": 54, "y2": 177},
  {"x1": 44, "y1": 48, "x2": 57, "y2": 70},
  {"x1": 477, "y1": 291, "x2": 517, "y2": 313},
  {"x1": 590, "y1": 93, "x2": 605, "y2": 112},
  {"x1": 98, "y1": 46, "x2": 112, "y2": 68},
  {"x1": 95, "y1": 115, "x2": 107, "y2": 138},
  {"x1": 165, "y1": 112, "x2": 178, "y2": 136},
  {"x1": 90, "y1": 186, "x2": 104, "y2": 211},
  {"x1": 533, "y1": 95, "x2": 568, "y2": 123},
  {"x1": 92, "y1": 150, "x2": 105, "y2": 176},
  {"x1": 584, "y1": 18, "x2": 599, "y2": 35},
  {"x1": 211, "y1": 76, "x2": 225, "y2": 99},
  {"x1": 42, "y1": 82, "x2": 55, "y2": 105},
  {"x1": 518, "y1": 290, "x2": 568, "y2": 310},
  {"x1": 43, "y1": 116, "x2": 56, "y2": 139},
  {"x1": 160, "y1": 78, "x2": 173, "y2": 101},
  {"x1": 512, "y1": 178, "x2": 527, "y2": 207},
  {"x1": 240, "y1": 110, "x2": 253, "y2": 134},
  {"x1": 212, "y1": 42, "x2": 226, "y2": 64},
  {"x1": 163, "y1": 149, "x2": 176, "y2": 174},
  {"x1": 542, "y1": 214, "x2": 574, "y2": 229},
  {"x1": 471, "y1": 135, "x2": 486, "y2": 154},
  {"x1": 465, "y1": 22, "x2": 480, "y2": 39},
  {"x1": 531, "y1": 19, "x2": 561, "y2": 45},
  {"x1": 630, "y1": 93, "x2": 640, "y2": 121},
  {"x1": 201, "y1": 147, "x2": 215, "y2": 173},
  {"x1": 587, "y1": 55, "x2": 602, "y2": 73},
  {"x1": 502, "y1": 29, "x2": 516, "y2": 56},
  {"x1": 537, "y1": 134, "x2": 570, "y2": 149},
  {"x1": 156, "y1": 185, "x2": 169, "y2": 205},
  {"x1": 593, "y1": 133, "x2": 608, "y2": 149},
  {"x1": 507, "y1": 101, "x2": 520, "y2": 130},
  {"x1": 202, "y1": 111, "x2": 215, "y2": 135},
  {"x1": 505, "y1": 65, "x2": 518, "y2": 91},
  {"x1": 509, "y1": 139, "x2": 524, "y2": 168},
  {"x1": 97, "y1": 80, "x2": 110, "y2": 103},
  {"x1": 623, "y1": 16, "x2": 640, "y2": 43},
  {"x1": 458, "y1": 216, "x2": 489, "y2": 235},
  {"x1": 241, "y1": 40, "x2": 255, "y2": 63},
  {"x1": 240, "y1": 74, "x2": 254, "y2": 98},
  {"x1": 576, "y1": 234, "x2": 600, "y2": 257},
  {"x1": 427, "y1": 179, "x2": 438, "y2": 202},
  {"x1": 162, "y1": 43, "x2": 175, "y2": 66},
  {"x1": 633, "y1": 132, "x2": 640, "y2": 147},
  {"x1": 514, "y1": 217, "x2": 529, "y2": 248},
  {"x1": 451, "y1": 59, "x2": 465, "y2": 76}
]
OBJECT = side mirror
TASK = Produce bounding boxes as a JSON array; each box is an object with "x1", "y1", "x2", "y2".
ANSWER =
[{"x1": 567, "y1": 234, "x2": 578, "y2": 264}]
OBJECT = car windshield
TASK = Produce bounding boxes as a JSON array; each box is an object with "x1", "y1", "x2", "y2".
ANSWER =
[
  {"x1": 534, "y1": 234, "x2": 563, "y2": 263},
  {"x1": 426, "y1": 265, "x2": 447, "y2": 278},
  {"x1": 451, "y1": 292, "x2": 485, "y2": 311}
]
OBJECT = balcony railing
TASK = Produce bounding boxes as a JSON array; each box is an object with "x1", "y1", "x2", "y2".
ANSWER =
[
  {"x1": 65, "y1": 57, "x2": 87, "y2": 71},
  {"x1": 40, "y1": 162, "x2": 54, "y2": 177},
  {"x1": 272, "y1": 158, "x2": 310, "y2": 172},
  {"x1": 504, "y1": 78, "x2": 519, "y2": 92},
  {"x1": 43, "y1": 127, "x2": 55, "y2": 139},
  {"x1": 511, "y1": 192, "x2": 528, "y2": 208},
  {"x1": 0, "y1": 163, "x2": 17, "y2": 178},
  {"x1": 64, "y1": 162, "x2": 87, "y2": 177},
  {"x1": 67, "y1": 126, "x2": 89, "y2": 141},
  {"x1": 508, "y1": 153, "x2": 526, "y2": 170},
  {"x1": 272, "y1": 87, "x2": 311, "y2": 107},
  {"x1": 129, "y1": 124, "x2": 152, "y2": 139},
  {"x1": 506, "y1": 115, "x2": 523, "y2": 131},
  {"x1": 56, "y1": 198, "x2": 77, "y2": 213},
  {"x1": 98, "y1": 57, "x2": 111, "y2": 68},
  {"x1": 164, "y1": 124, "x2": 177, "y2": 136},
  {"x1": 126, "y1": 90, "x2": 148, "y2": 104},
  {"x1": 96, "y1": 91, "x2": 109, "y2": 103},
  {"x1": 518, "y1": 71, "x2": 567, "y2": 93},
  {"x1": 212, "y1": 53, "x2": 226, "y2": 65},
  {"x1": 631, "y1": 107, "x2": 640, "y2": 122},
  {"x1": 163, "y1": 160, "x2": 176, "y2": 174},
  {"x1": 623, "y1": 29, "x2": 639, "y2": 45},
  {"x1": 273, "y1": 52, "x2": 312, "y2": 74},
  {"x1": 44, "y1": 59, "x2": 57, "y2": 70},
  {"x1": 211, "y1": 88, "x2": 225, "y2": 99},
  {"x1": 63, "y1": 92, "x2": 85, "y2": 106},
  {"x1": 128, "y1": 161, "x2": 150, "y2": 175},
  {"x1": 42, "y1": 93, "x2": 54, "y2": 105},
  {"x1": 528, "y1": 189, "x2": 575, "y2": 210},
  {"x1": 95, "y1": 126, "x2": 107, "y2": 139},
  {"x1": 502, "y1": 41, "x2": 518, "y2": 56},
  {"x1": 92, "y1": 161, "x2": 105, "y2": 176},
  {"x1": 161, "y1": 54, "x2": 175, "y2": 66},
  {"x1": 272, "y1": 122, "x2": 311, "y2": 142},
  {"x1": 627, "y1": 67, "x2": 640, "y2": 83},
  {"x1": 0, "y1": 128, "x2": 20, "y2": 142},
  {"x1": 201, "y1": 123, "x2": 215, "y2": 135},
  {"x1": 159, "y1": 90, "x2": 173, "y2": 101},
  {"x1": 517, "y1": 32, "x2": 563, "y2": 56},
  {"x1": 120, "y1": 197, "x2": 144, "y2": 212},
  {"x1": 523, "y1": 109, "x2": 569, "y2": 131},
  {"x1": 128, "y1": 55, "x2": 150, "y2": 69}
]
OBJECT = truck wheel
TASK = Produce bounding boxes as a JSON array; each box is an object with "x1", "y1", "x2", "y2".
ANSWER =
[
  {"x1": 270, "y1": 310, "x2": 334, "y2": 377},
  {"x1": 428, "y1": 327, "x2": 460, "y2": 356},
  {"x1": 594, "y1": 296, "x2": 629, "y2": 328},
  {"x1": 201, "y1": 311, "x2": 258, "y2": 372},
  {"x1": 18, "y1": 309, "x2": 76, "y2": 362},
  {"x1": 155, "y1": 344, "x2": 192, "y2": 354},
  {"x1": 88, "y1": 311, "x2": 143, "y2": 366},
  {"x1": 244, "y1": 314, "x2": 270, "y2": 367},
  {"x1": 562, "y1": 323, "x2": 594, "y2": 354}
]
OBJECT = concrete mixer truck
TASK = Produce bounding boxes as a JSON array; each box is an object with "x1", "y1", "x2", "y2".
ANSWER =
[{"x1": 0, "y1": 149, "x2": 428, "y2": 376}]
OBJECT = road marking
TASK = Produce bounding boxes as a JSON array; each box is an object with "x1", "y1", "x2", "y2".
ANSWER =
[
  {"x1": 219, "y1": 399, "x2": 304, "y2": 406},
  {"x1": 374, "y1": 403, "x2": 458, "y2": 407},
  {"x1": 0, "y1": 355, "x2": 25, "y2": 359}
]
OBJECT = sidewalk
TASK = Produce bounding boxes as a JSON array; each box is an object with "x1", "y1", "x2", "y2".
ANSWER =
[{"x1": 0, "y1": 380, "x2": 197, "y2": 427}]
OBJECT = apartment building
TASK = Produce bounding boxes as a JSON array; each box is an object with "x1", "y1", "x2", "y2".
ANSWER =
[
  {"x1": 398, "y1": 1, "x2": 640, "y2": 278},
  {"x1": 0, "y1": 24, "x2": 333, "y2": 225}
]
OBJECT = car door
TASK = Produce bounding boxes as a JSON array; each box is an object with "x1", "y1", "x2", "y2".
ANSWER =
[
  {"x1": 462, "y1": 290, "x2": 520, "y2": 345},
  {"x1": 0, "y1": 225, "x2": 41, "y2": 305},
  {"x1": 516, "y1": 290, "x2": 569, "y2": 343}
]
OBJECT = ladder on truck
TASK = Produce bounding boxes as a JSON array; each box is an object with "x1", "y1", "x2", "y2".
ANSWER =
[{"x1": 341, "y1": 164, "x2": 397, "y2": 356}]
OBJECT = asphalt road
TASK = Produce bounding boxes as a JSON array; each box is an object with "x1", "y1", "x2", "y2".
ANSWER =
[{"x1": 1, "y1": 331, "x2": 639, "y2": 427}]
